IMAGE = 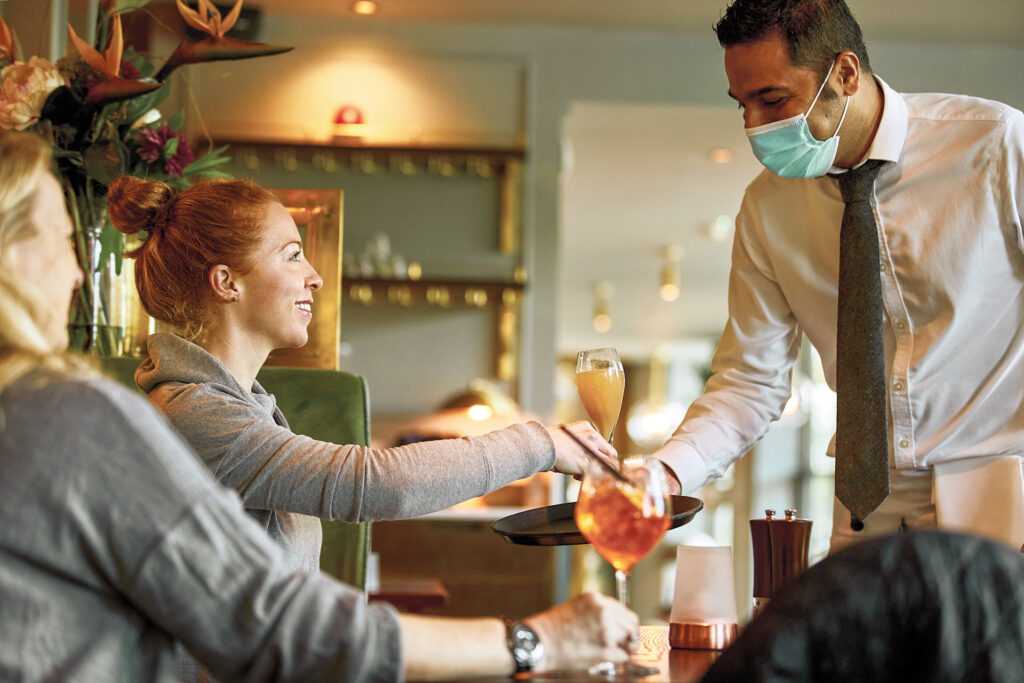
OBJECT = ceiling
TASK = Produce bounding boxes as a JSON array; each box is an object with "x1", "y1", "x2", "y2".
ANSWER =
[{"x1": 257, "y1": 0, "x2": 1024, "y2": 45}]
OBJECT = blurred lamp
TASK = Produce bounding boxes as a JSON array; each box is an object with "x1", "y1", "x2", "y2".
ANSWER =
[
  {"x1": 660, "y1": 244, "x2": 682, "y2": 302},
  {"x1": 333, "y1": 105, "x2": 366, "y2": 141},
  {"x1": 351, "y1": 1, "x2": 378, "y2": 15},
  {"x1": 593, "y1": 281, "x2": 613, "y2": 333}
]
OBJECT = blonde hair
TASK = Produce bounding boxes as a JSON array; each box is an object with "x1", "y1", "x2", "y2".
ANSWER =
[
  {"x1": 0, "y1": 131, "x2": 93, "y2": 393},
  {"x1": 107, "y1": 176, "x2": 274, "y2": 342}
]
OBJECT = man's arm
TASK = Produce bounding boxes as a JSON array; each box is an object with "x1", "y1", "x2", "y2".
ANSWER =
[
  {"x1": 657, "y1": 197, "x2": 801, "y2": 494},
  {"x1": 1004, "y1": 108, "x2": 1024, "y2": 248}
]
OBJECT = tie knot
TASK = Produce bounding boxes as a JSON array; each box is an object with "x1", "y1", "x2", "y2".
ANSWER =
[{"x1": 837, "y1": 159, "x2": 887, "y2": 204}]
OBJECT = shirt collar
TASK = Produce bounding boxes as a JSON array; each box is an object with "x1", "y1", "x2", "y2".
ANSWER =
[{"x1": 829, "y1": 74, "x2": 908, "y2": 174}]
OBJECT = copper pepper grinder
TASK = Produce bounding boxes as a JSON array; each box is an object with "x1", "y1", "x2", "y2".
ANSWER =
[{"x1": 750, "y1": 508, "x2": 812, "y2": 615}]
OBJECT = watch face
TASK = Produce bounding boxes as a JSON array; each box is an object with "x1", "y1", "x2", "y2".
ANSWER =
[{"x1": 510, "y1": 623, "x2": 544, "y2": 671}]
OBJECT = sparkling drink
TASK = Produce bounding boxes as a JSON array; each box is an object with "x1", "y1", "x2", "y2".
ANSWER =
[
  {"x1": 575, "y1": 480, "x2": 670, "y2": 574},
  {"x1": 575, "y1": 366, "x2": 625, "y2": 440}
]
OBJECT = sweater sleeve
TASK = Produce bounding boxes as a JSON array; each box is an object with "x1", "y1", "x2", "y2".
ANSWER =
[
  {"x1": 55, "y1": 378, "x2": 404, "y2": 683},
  {"x1": 151, "y1": 382, "x2": 556, "y2": 521}
]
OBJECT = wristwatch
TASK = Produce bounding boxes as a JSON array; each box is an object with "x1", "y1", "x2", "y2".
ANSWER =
[{"x1": 504, "y1": 619, "x2": 545, "y2": 673}]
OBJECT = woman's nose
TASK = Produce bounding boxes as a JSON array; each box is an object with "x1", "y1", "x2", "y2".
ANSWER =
[{"x1": 307, "y1": 267, "x2": 324, "y2": 291}]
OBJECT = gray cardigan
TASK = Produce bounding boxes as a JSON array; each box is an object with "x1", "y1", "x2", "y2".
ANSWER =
[
  {"x1": 0, "y1": 370, "x2": 401, "y2": 682},
  {"x1": 136, "y1": 333, "x2": 557, "y2": 570}
]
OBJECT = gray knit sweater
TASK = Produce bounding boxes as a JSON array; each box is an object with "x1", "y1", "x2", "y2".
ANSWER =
[
  {"x1": 0, "y1": 369, "x2": 401, "y2": 682},
  {"x1": 136, "y1": 333, "x2": 557, "y2": 571}
]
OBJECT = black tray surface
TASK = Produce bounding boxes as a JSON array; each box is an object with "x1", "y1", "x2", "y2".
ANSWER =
[{"x1": 491, "y1": 495, "x2": 703, "y2": 547}]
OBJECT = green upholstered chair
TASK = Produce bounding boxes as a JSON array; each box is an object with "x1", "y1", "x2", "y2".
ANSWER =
[{"x1": 99, "y1": 357, "x2": 372, "y2": 590}]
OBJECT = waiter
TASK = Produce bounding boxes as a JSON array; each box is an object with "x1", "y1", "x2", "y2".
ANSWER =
[{"x1": 655, "y1": 0, "x2": 1024, "y2": 552}]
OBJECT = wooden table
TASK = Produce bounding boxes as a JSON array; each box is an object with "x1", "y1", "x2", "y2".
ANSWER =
[
  {"x1": 368, "y1": 578, "x2": 449, "y2": 613},
  {"x1": 475, "y1": 626, "x2": 720, "y2": 682}
]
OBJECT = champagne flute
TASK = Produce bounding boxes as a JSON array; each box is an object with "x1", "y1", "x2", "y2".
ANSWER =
[
  {"x1": 576, "y1": 348, "x2": 625, "y2": 442},
  {"x1": 575, "y1": 456, "x2": 672, "y2": 677}
]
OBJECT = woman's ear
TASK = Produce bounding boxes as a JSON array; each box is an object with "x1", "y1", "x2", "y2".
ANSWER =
[{"x1": 208, "y1": 264, "x2": 240, "y2": 303}]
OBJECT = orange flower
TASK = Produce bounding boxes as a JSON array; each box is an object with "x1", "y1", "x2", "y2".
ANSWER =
[
  {"x1": 155, "y1": 0, "x2": 291, "y2": 82},
  {"x1": 175, "y1": 0, "x2": 243, "y2": 38},
  {"x1": 0, "y1": 17, "x2": 16, "y2": 64},
  {"x1": 67, "y1": 13, "x2": 124, "y2": 79}
]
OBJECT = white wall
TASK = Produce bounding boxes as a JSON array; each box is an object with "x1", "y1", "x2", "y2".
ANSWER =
[{"x1": 190, "y1": 14, "x2": 1024, "y2": 415}]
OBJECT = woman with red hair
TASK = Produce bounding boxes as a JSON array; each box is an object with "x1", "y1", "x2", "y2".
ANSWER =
[
  {"x1": 108, "y1": 175, "x2": 613, "y2": 571},
  {"x1": 0, "y1": 131, "x2": 637, "y2": 681}
]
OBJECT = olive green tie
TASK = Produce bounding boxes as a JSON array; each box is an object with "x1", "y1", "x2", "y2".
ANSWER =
[{"x1": 835, "y1": 160, "x2": 891, "y2": 528}]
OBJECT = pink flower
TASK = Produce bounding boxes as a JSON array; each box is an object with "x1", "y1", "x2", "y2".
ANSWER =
[
  {"x1": 134, "y1": 123, "x2": 195, "y2": 177},
  {"x1": 0, "y1": 57, "x2": 64, "y2": 131}
]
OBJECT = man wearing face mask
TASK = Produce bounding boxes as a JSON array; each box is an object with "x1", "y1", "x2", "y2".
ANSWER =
[{"x1": 654, "y1": 0, "x2": 1024, "y2": 553}]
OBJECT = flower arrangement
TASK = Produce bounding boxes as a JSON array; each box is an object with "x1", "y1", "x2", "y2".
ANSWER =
[{"x1": 0, "y1": 0, "x2": 291, "y2": 353}]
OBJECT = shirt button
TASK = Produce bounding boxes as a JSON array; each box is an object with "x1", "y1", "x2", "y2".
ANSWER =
[
  {"x1": 880, "y1": 263, "x2": 887, "y2": 273},
  {"x1": 896, "y1": 321, "x2": 906, "y2": 330},
  {"x1": 899, "y1": 438, "x2": 910, "y2": 449},
  {"x1": 893, "y1": 381, "x2": 904, "y2": 392}
]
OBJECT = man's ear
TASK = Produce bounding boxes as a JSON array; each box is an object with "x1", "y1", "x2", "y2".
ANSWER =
[
  {"x1": 836, "y1": 51, "x2": 862, "y2": 96},
  {"x1": 208, "y1": 264, "x2": 240, "y2": 303}
]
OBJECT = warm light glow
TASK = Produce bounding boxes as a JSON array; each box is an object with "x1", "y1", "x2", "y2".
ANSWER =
[
  {"x1": 659, "y1": 244, "x2": 681, "y2": 302},
  {"x1": 467, "y1": 404, "x2": 494, "y2": 421},
  {"x1": 407, "y1": 261, "x2": 422, "y2": 280},
  {"x1": 351, "y1": 0, "x2": 378, "y2": 15},
  {"x1": 334, "y1": 105, "x2": 365, "y2": 125},
  {"x1": 593, "y1": 313, "x2": 612, "y2": 333},
  {"x1": 706, "y1": 214, "x2": 733, "y2": 242},
  {"x1": 709, "y1": 147, "x2": 734, "y2": 164}
]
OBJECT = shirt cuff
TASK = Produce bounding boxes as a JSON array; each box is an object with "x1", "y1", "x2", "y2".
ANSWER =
[{"x1": 655, "y1": 440, "x2": 713, "y2": 496}]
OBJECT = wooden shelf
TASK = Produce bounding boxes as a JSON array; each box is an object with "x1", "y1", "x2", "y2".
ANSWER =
[
  {"x1": 342, "y1": 277, "x2": 524, "y2": 382},
  {"x1": 342, "y1": 276, "x2": 524, "y2": 309},
  {"x1": 216, "y1": 136, "x2": 526, "y2": 161}
]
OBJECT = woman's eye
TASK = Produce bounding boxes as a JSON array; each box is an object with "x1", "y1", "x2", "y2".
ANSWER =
[
  {"x1": 290, "y1": 250, "x2": 302, "y2": 262},
  {"x1": 764, "y1": 97, "x2": 785, "y2": 106}
]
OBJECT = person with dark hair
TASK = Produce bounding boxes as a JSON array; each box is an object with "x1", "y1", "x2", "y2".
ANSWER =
[
  {"x1": 654, "y1": 0, "x2": 1024, "y2": 552},
  {"x1": 701, "y1": 531, "x2": 1024, "y2": 682}
]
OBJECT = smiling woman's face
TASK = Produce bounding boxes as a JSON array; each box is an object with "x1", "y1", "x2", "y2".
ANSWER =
[{"x1": 230, "y1": 201, "x2": 323, "y2": 351}]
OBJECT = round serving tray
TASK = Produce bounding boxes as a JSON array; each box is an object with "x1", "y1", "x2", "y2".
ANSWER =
[{"x1": 492, "y1": 495, "x2": 704, "y2": 547}]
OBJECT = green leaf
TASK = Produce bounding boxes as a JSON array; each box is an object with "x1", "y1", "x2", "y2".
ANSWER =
[
  {"x1": 163, "y1": 136, "x2": 179, "y2": 157},
  {"x1": 182, "y1": 149, "x2": 232, "y2": 175},
  {"x1": 121, "y1": 83, "x2": 170, "y2": 128}
]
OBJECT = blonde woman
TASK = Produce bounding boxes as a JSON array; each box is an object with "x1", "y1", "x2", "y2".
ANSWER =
[{"x1": 0, "y1": 130, "x2": 637, "y2": 681}]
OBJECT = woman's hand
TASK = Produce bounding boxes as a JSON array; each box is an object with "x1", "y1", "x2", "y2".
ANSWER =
[
  {"x1": 544, "y1": 421, "x2": 618, "y2": 478},
  {"x1": 524, "y1": 592, "x2": 639, "y2": 673}
]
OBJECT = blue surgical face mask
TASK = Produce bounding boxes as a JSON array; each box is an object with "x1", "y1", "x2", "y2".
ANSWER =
[{"x1": 744, "y1": 61, "x2": 850, "y2": 179}]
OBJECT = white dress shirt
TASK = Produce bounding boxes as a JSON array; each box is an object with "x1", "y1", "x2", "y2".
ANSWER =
[{"x1": 658, "y1": 76, "x2": 1024, "y2": 495}]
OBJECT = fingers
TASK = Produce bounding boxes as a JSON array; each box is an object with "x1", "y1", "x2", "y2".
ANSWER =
[{"x1": 566, "y1": 421, "x2": 619, "y2": 460}]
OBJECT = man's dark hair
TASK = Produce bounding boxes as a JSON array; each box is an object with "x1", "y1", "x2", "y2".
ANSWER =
[{"x1": 714, "y1": 0, "x2": 872, "y2": 77}]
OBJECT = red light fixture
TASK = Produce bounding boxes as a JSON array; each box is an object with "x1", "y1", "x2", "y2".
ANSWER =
[{"x1": 334, "y1": 105, "x2": 365, "y2": 126}]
